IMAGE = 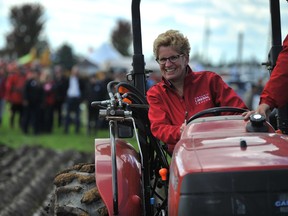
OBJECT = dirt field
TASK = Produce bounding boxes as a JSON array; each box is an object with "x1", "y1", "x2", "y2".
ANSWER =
[{"x1": 0, "y1": 144, "x2": 94, "y2": 216}]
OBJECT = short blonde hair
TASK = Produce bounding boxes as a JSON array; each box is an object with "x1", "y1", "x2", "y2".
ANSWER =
[{"x1": 153, "y1": 29, "x2": 191, "y2": 58}]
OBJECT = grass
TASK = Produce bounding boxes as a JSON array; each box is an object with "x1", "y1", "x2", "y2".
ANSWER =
[{"x1": 0, "y1": 103, "x2": 110, "y2": 153}]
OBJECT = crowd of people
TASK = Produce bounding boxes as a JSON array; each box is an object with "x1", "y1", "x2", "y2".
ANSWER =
[{"x1": 0, "y1": 60, "x2": 112, "y2": 135}]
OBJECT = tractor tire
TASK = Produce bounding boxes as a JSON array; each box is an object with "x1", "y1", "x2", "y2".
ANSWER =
[{"x1": 52, "y1": 163, "x2": 108, "y2": 216}]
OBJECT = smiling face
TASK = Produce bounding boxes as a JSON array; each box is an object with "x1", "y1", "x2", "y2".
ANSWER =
[{"x1": 157, "y1": 46, "x2": 189, "y2": 83}]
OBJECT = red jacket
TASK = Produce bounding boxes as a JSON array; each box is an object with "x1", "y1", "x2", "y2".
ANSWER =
[
  {"x1": 5, "y1": 72, "x2": 26, "y2": 104},
  {"x1": 260, "y1": 34, "x2": 288, "y2": 109},
  {"x1": 0, "y1": 76, "x2": 6, "y2": 99},
  {"x1": 147, "y1": 66, "x2": 248, "y2": 153}
]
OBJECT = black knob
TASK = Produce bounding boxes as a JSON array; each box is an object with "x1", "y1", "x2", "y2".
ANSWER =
[
  {"x1": 246, "y1": 113, "x2": 268, "y2": 132},
  {"x1": 250, "y1": 113, "x2": 266, "y2": 127}
]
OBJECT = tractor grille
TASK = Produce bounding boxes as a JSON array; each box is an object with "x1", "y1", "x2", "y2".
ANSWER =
[{"x1": 178, "y1": 170, "x2": 288, "y2": 216}]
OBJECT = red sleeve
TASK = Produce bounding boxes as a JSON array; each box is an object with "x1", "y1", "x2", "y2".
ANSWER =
[
  {"x1": 147, "y1": 86, "x2": 181, "y2": 147},
  {"x1": 260, "y1": 35, "x2": 288, "y2": 108}
]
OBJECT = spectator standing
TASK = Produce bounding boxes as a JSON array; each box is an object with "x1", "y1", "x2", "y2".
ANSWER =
[
  {"x1": 85, "y1": 72, "x2": 107, "y2": 135},
  {"x1": 22, "y1": 68, "x2": 44, "y2": 135},
  {"x1": 53, "y1": 65, "x2": 68, "y2": 128},
  {"x1": 244, "y1": 78, "x2": 264, "y2": 110},
  {"x1": 64, "y1": 65, "x2": 85, "y2": 134},
  {"x1": 42, "y1": 70, "x2": 56, "y2": 133},
  {"x1": 0, "y1": 62, "x2": 7, "y2": 126},
  {"x1": 5, "y1": 63, "x2": 27, "y2": 129}
]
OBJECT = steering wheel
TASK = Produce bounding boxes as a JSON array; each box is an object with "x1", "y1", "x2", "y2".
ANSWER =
[{"x1": 186, "y1": 106, "x2": 248, "y2": 124}]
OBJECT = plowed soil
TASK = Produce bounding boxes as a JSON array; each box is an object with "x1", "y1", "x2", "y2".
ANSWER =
[{"x1": 0, "y1": 144, "x2": 94, "y2": 216}]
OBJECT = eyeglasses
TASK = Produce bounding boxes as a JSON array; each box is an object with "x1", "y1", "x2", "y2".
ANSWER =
[{"x1": 156, "y1": 54, "x2": 184, "y2": 65}]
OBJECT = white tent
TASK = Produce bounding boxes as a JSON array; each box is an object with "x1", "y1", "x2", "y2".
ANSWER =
[
  {"x1": 77, "y1": 58, "x2": 99, "y2": 75},
  {"x1": 85, "y1": 43, "x2": 161, "y2": 75},
  {"x1": 86, "y1": 43, "x2": 124, "y2": 70},
  {"x1": 109, "y1": 57, "x2": 160, "y2": 72}
]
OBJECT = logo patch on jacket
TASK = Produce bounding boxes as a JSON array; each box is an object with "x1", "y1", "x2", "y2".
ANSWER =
[{"x1": 195, "y1": 93, "x2": 210, "y2": 105}]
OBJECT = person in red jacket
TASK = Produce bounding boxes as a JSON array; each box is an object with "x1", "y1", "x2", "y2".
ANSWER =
[
  {"x1": 243, "y1": 34, "x2": 288, "y2": 124},
  {"x1": 5, "y1": 63, "x2": 27, "y2": 129},
  {"x1": 251, "y1": 35, "x2": 288, "y2": 118},
  {"x1": 147, "y1": 30, "x2": 248, "y2": 154}
]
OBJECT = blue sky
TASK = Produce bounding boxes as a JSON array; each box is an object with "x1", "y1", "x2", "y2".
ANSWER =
[{"x1": 0, "y1": 0, "x2": 288, "y2": 64}]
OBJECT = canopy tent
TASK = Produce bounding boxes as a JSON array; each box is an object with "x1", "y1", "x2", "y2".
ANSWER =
[
  {"x1": 86, "y1": 43, "x2": 123, "y2": 70},
  {"x1": 85, "y1": 43, "x2": 161, "y2": 76},
  {"x1": 77, "y1": 58, "x2": 99, "y2": 75}
]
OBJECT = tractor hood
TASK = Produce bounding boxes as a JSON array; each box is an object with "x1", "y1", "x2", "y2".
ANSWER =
[
  {"x1": 173, "y1": 116, "x2": 288, "y2": 175},
  {"x1": 169, "y1": 116, "x2": 288, "y2": 216}
]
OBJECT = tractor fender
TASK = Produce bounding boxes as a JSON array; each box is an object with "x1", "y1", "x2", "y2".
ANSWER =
[{"x1": 94, "y1": 138, "x2": 142, "y2": 216}]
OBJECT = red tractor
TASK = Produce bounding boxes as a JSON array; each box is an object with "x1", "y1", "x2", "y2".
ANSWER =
[{"x1": 51, "y1": 0, "x2": 288, "y2": 215}]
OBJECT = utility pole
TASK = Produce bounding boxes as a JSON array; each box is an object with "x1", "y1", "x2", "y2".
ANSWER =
[{"x1": 237, "y1": 32, "x2": 243, "y2": 66}]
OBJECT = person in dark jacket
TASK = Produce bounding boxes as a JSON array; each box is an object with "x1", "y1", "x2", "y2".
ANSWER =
[
  {"x1": 22, "y1": 67, "x2": 44, "y2": 135},
  {"x1": 64, "y1": 65, "x2": 85, "y2": 134},
  {"x1": 147, "y1": 30, "x2": 248, "y2": 154},
  {"x1": 42, "y1": 70, "x2": 56, "y2": 133},
  {"x1": 53, "y1": 65, "x2": 68, "y2": 128},
  {"x1": 85, "y1": 72, "x2": 108, "y2": 135}
]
